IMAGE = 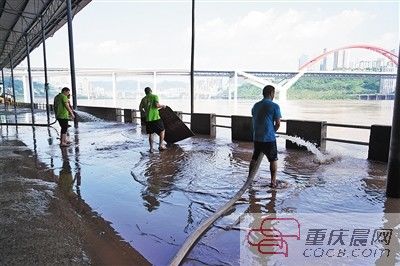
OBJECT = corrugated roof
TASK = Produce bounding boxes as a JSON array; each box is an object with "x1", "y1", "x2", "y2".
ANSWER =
[{"x1": 0, "y1": 0, "x2": 91, "y2": 69}]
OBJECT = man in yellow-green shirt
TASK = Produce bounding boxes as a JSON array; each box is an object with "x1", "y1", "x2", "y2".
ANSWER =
[
  {"x1": 54, "y1": 87, "x2": 75, "y2": 147},
  {"x1": 139, "y1": 87, "x2": 166, "y2": 153}
]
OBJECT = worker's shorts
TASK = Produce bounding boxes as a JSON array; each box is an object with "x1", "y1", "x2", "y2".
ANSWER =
[
  {"x1": 251, "y1": 141, "x2": 278, "y2": 162},
  {"x1": 145, "y1": 119, "x2": 165, "y2": 135}
]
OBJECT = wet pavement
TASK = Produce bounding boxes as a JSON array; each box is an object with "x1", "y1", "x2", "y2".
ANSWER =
[{"x1": 1, "y1": 110, "x2": 399, "y2": 265}]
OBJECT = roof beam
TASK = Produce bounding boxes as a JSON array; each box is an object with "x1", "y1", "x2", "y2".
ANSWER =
[
  {"x1": 0, "y1": 0, "x2": 30, "y2": 58},
  {"x1": 0, "y1": 0, "x2": 91, "y2": 68}
]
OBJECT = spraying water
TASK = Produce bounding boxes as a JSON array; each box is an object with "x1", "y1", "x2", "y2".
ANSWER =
[
  {"x1": 74, "y1": 110, "x2": 104, "y2": 122},
  {"x1": 280, "y1": 135, "x2": 335, "y2": 163}
]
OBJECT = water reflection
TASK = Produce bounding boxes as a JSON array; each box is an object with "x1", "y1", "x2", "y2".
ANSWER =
[
  {"x1": 376, "y1": 198, "x2": 400, "y2": 265},
  {"x1": 247, "y1": 186, "x2": 277, "y2": 214},
  {"x1": 139, "y1": 144, "x2": 186, "y2": 212},
  {"x1": 73, "y1": 129, "x2": 82, "y2": 197},
  {"x1": 59, "y1": 147, "x2": 74, "y2": 196},
  {"x1": 58, "y1": 133, "x2": 82, "y2": 199}
]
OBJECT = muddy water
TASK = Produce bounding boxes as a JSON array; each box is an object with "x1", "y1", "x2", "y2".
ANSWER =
[{"x1": 1, "y1": 111, "x2": 399, "y2": 265}]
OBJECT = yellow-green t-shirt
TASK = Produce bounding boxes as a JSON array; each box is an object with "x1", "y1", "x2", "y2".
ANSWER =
[
  {"x1": 54, "y1": 93, "x2": 69, "y2": 119},
  {"x1": 140, "y1": 94, "x2": 161, "y2": 122}
]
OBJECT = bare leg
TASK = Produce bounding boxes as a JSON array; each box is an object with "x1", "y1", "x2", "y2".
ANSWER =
[
  {"x1": 270, "y1": 160, "x2": 278, "y2": 187},
  {"x1": 60, "y1": 133, "x2": 69, "y2": 146},
  {"x1": 149, "y1": 134, "x2": 154, "y2": 152},
  {"x1": 159, "y1": 130, "x2": 166, "y2": 150}
]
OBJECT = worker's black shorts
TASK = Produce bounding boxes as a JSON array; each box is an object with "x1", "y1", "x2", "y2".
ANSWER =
[
  {"x1": 146, "y1": 119, "x2": 165, "y2": 135},
  {"x1": 58, "y1": 119, "x2": 69, "y2": 134},
  {"x1": 251, "y1": 141, "x2": 278, "y2": 162}
]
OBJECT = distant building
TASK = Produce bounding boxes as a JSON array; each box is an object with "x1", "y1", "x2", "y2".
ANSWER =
[
  {"x1": 333, "y1": 51, "x2": 339, "y2": 70},
  {"x1": 298, "y1": 54, "x2": 309, "y2": 70},
  {"x1": 341, "y1": 50, "x2": 346, "y2": 69},
  {"x1": 380, "y1": 78, "x2": 396, "y2": 94},
  {"x1": 320, "y1": 48, "x2": 327, "y2": 71}
]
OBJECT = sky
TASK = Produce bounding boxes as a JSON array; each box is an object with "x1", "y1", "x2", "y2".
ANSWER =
[{"x1": 27, "y1": 0, "x2": 399, "y2": 71}]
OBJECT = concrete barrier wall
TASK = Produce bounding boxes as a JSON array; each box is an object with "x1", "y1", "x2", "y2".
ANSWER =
[
  {"x1": 286, "y1": 120, "x2": 327, "y2": 151},
  {"x1": 190, "y1": 113, "x2": 216, "y2": 137},
  {"x1": 16, "y1": 102, "x2": 31, "y2": 108},
  {"x1": 12, "y1": 104, "x2": 388, "y2": 160},
  {"x1": 368, "y1": 124, "x2": 391, "y2": 162},
  {"x1": 231, "y1": 115, "x2": 253, "y2": 142},
  {"x1": 77, "y1": 105, "x2": 118, "y2": 121},
  {"x1": 123, "y1": 109, "x2": 133, "y2": 123}
]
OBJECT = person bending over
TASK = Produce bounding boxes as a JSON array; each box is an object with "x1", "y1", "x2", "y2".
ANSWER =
[{"x1": 54, "y1": 87, "x2": 75, "y2": 147}]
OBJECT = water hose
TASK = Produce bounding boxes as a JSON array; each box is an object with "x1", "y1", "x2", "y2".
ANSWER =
[
  {"x1": 170, "y1": 153, "x2": 264, "y2": 266},
  {"x1": 0, "y1": 120, "x2": 57, "y2": 126}
]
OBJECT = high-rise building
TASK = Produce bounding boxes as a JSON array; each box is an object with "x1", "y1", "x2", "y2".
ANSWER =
[
  {"x1": 298, "y1": 54, "x2": 309, "y2": 70},
  {"x1": 320, "y1": 48, "x2": 327, "y2": 71},
  {"x1": 341, "y1": 50, "x2": 346, "y2": 69},
  {"x1": 333, "y1": 51, "x2": 339, "y2": 70}
]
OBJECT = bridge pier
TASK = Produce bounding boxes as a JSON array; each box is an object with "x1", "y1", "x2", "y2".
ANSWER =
[
  {"x1": 112, "y1": 72, "x2": 117, "y2": 107},
  {"x1": 233, "y1": 71, "x2": 238, "y2": 101},
  {"x1": 22, "y1": 74, "x2": 29, "y2": 103},
  {"x1": 153, "y1": 71, "x2": 157, "y2": 93},
  {"x1": 279, "y1": 86, "x2": 287, "y2": 101}
]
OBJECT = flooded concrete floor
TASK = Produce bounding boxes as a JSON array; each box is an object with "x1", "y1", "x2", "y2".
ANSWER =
[
  {"x1": 0, "y1": 127, "x2": 149, "y2": 265},
  {"x1": 1, "y1": 111, "x2": 399, "y2": 265}
]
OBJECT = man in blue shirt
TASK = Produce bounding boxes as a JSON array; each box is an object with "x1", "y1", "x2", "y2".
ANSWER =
[{"x1": 250, "y1": 85, "x2": 281, "y2": 188}]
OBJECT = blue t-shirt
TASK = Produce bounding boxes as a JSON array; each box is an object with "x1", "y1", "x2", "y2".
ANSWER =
[{"x1": 252, "y1": 99, "x2": 282, "y2": 142}]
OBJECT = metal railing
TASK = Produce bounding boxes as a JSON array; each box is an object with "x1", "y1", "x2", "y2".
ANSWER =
[
  {"x1": 130, "y1": 110, "x2": 372, "y2": 146},
  {"x1": 323, "y1": 122, "x2": 370, "y2": 146}
]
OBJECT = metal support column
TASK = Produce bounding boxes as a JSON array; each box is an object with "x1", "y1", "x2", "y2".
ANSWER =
[
  {"x1": 25, "y1": 35, "x2": 35, "y2": 124},
  {"x1": 190, "y1": 0, "x2": 195, "y2": 113},
  {"x1": 9, "y1": 56, "x2": 17, "y2": 123},
  {"x1": 386, "y1": 46, "x2": 400, "y2": 198},
  {"x1": 1, "y1": 68, "x2": 5, "y2": 111},
  {"x1": 66, "y1": 0, "x2": 77, "y2": 110},
  {"x1": 41, "y1": 17, "x2": 50, "y2": 124}
]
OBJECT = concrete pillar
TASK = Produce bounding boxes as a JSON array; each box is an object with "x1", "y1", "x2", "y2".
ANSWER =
[
  {"x1": 228, "y1": 75, "x2": 232, "y2": 101},
  {"x1": 116, "y1": 109, "x2": 123, "y2": 122},
  {"x1": 137, "y1": 79, "x2": 141, "y2": 99},
  {"x1": 368, "y1": 125, "x2": 391, "y2": 162},
  {"x1": 190, "y1": 113, "x2": 216, "y2": 137},
  {"x1": 231, "y1": 115, "x2": 252, "y2": 142},
  {"x1": 234, "y1": 71, "x2": 238, "y2": 101},
  {"x1": 286, "y1": 120, "x2": 327, "y2": 151},
  {"x1": 279, "y1": 86, "x2": 287, "y2": 102}
]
